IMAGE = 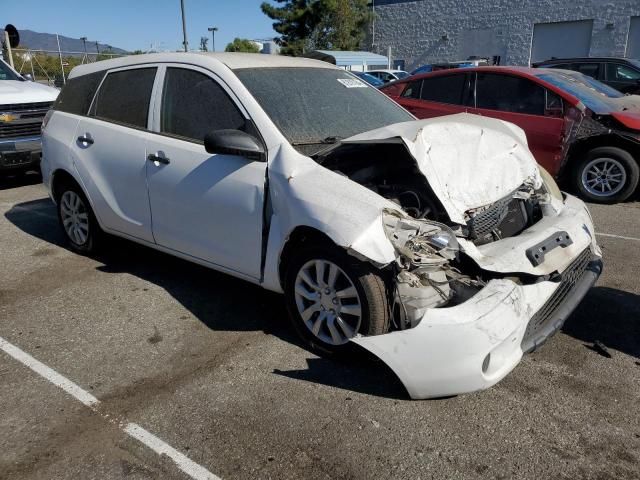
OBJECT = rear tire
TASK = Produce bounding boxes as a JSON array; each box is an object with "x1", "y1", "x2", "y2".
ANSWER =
[
  {"x1": 284, "y1": 244, "x2": 390, "y2": 357},
  {"x1": 55, "y1": 181, "x2": 102, "y2": 254},
  {"x1": 573, "y1": 146, "x2": 639, "y2": 204}
]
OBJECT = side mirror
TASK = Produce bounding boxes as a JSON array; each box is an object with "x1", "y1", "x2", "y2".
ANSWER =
[
  {"x1": 23, "y1": 73, "x2": 34, "y2": 81},
  {"x1": 204, "y1": 129, "x2": 265, "y2": 162}
]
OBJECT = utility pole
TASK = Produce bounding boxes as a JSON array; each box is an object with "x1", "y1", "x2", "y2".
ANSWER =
[
  {"x1": 56, "y1": 33, "x2": 65, "y2": 84},
  {"x1": 208, "y1": 26, "x2": 218, "y2": 52},
  {"x1": 180, "y1": 0, "x2": 188, "y2": 52},
  {"x1": 80, "y1": 36, "x2": 87, "y2": 63}
]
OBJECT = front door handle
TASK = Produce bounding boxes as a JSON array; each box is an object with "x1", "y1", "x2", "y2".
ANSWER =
[
  {"x1": 147, "y1": 153, "x2": 170, "y2": 165},
  {"x1": 77, "y1": 135, "x2": 94, "y2": 145}
]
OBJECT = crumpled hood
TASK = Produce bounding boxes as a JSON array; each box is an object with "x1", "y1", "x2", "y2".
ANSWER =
[
  {"x1": 0, "y1": 80, "x2": 59, "y2": 105},
  {"x1": 343, "y1": 113, "x2": 542, "y2": 224}
]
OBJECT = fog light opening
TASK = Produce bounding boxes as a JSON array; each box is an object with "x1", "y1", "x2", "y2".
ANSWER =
[{"x1": 482, "y1": 353, "x2": 491, "y2": 374}]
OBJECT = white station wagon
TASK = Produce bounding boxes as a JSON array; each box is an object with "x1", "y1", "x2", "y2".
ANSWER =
[{"x1": 42, "y1": 53, "x2": 602, "y2": 399}]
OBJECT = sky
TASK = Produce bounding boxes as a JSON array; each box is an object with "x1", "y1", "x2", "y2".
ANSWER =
[{"x1": 2, "y1": 0, "x2": 279, "y2": 52}]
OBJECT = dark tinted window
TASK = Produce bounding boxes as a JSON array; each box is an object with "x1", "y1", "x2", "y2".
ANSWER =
[
  {"x1": 54, "y1": 71, "x2": 105, "y2": 115},
  {"x1": 92, "y1": 68, "x2": 156, "y2": 128},
  {"x1": 160, "y1": 68, "x2": 246, "y2": 142},
  {"x1": 572, "y1": 63, "x2": 600, "y2": 79},
  {"x1": 421, "y1": 74, "x2": 467, "y2": 105},
  {"x1": 476, "y1": 73, "x2": 545, "y2": 115},
  {"x1": 606, "y1": 63, "x2": 640, "y2": 81},
  {"x1": 401, "y1": 80, "x2": 422, "y2": 98}
]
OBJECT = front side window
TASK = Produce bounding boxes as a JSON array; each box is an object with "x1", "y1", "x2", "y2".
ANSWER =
[
  {"x1": 573, "y1": 63, "x2": 600, "y2": 79},
  {"x1": 420, "y1": 74, "x2": 467, "y2": 105},
  {"x1": 476, "y1": 73, "x2": 545, "y2": 115},
  {"x1": 160, "y1": 68, "x2": 246, "y2": 143},
  {"x1": 92, "y1": 68, "x2": 157, "y2": 128},
  {"x1": 606, "y1": 63, "x2": 640, "y2": 82}
]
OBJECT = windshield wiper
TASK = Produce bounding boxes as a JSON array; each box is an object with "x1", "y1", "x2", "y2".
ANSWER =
[{"x1": 290, "y1": 136, "x2": 342, "y2": 146}]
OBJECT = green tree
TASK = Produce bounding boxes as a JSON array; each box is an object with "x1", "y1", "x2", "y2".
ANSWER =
[
  {"x1": 225, "y1": 38, "x2": 261, "y2": 53},
  {"x1": 261, "y1": 0, "x2": 372, "y2": 56}
]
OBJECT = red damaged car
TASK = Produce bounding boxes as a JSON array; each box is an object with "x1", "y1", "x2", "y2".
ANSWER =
[{"x1": 381, "y1": 67, "x2": 640, "y2": 203}]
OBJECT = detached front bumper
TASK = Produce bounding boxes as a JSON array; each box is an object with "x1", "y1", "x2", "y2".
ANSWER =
[
  {"x1": 0, "y1": 136, "x2": 42, "y2": 172},
  {"x1": 352, "y1": 195, "x2": 602, "y2": 400},
  {"x1": 353, "y1": 254, "x2": 601, "y2": 399}
]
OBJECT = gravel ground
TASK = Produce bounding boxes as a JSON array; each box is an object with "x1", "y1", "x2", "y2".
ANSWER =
[{"x1": 1, "y1": 174, "x2": 639, "y2": 480}]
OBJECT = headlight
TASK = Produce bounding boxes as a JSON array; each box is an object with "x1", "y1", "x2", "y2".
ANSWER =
[
  {"x1": 382, "y1": 210, "x2": 458, "y2": 266},
  {"x1": 538, "y1": 166, "x2": 563, "y2": 201}
]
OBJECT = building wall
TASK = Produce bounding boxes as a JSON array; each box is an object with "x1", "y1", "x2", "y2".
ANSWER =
[{"x1": 370, "y1": 0, "x2": 640, "y2": 70}]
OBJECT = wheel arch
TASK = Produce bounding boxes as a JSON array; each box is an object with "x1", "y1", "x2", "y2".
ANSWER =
[
  {"x1": 562, "y1": 134, "x2": 640, "y2": 183},
  {"x1": 50, "y1": 168, "x2": 84, "y2": 203}
]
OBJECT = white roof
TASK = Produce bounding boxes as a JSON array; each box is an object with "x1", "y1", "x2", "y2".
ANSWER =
[
  {"x1": 69, "y1": 52, "x2": 335, "y2": 79},
  {"x1": 367, "y1": 69, "x2": 407, "y2": 74}
]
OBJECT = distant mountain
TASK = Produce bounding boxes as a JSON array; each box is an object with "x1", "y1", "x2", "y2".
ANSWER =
[{"x1": 4, "y1": 29, "x2": 128, "y2": 55}]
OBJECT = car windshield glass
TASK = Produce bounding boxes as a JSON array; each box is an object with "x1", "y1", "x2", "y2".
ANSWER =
[
  {"x1": 537, "y1": 70, "x2": 624, "y2": 113},
  {"x1": 0, "y1": 60, "x2": 22, "y2": 81},
  {"x1": 395, "y1": 71, "x2": 409, "y2": 79},
  {"x1": 234, "y1": 67, "x2": 414, "y2": 154}
]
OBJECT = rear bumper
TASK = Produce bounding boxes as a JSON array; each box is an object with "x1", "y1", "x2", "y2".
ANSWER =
[
  {"x1": 352, "y1": 252, "x2": 602, "y2": 400},
  {"x1": 0, "y1": 136, "x2": 42, "y2": 172}
]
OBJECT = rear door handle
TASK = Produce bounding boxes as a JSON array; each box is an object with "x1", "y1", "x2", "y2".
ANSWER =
[
  {"x1": 77, "y1": 135, "x2": 94, "y2": 145},
  {"x1": 147, "y1": 153, "x2": 170, "y2": 165}
]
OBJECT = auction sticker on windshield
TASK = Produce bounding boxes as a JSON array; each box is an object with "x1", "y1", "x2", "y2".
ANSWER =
[{"x1": 337, "y1": 78, "x2": 367, "y2": 88}]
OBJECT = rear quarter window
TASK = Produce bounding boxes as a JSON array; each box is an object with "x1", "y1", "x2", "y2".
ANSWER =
[{"x1": 53, "y1": 71, "x2": 105, "y2": 115}]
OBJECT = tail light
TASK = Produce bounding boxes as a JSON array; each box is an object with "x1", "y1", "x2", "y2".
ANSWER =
[{"x1": 41, "y1": 109, "x2": 54, "y2": 133}]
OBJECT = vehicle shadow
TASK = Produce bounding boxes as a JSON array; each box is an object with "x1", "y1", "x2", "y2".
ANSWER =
[
  {"x1": 0, "y1": 171, "x2": 43, "y2": 191},
  {"x1": 4, "y1": 197, "x2": 407, "y2": 399},
  {"x1": 562, "y1": 286, "x2": 640, "y2": 360}
]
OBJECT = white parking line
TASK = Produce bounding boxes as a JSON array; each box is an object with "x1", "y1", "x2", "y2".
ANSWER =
[
  {"x1": 0, "y1": 336, "x2": 221, "y2": 480},
  {"x1": 596, "y1": 232, "x2": 640, "y2": 242}
]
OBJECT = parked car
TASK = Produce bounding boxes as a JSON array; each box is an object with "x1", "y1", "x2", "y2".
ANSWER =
[
  {"x1": 366, "y1": 69, "x2": 410, "y2": 83},
  {"x1": 42, "y1": 53, "x2": 602, "y2": 399},
  {"x1": 0, "y1": 58, "x2": 59, "y2": 176},
  {"x1": 533, "y1": 57, "x2": 640, "y2": 95},
  {"x1": 381, "y1": 66, "x2": 640, "y2": 203},
  {"x1": 351, "y1": 71, "x2": 384, "y2": 87}
]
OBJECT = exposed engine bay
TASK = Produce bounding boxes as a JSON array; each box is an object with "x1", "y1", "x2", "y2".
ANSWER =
[{"x1": 317, "y1": 141, "x2": 553, "y2": 331}]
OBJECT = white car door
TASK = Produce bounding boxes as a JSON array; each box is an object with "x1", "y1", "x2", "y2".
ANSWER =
[
  {"x1": 145, "y1": 65, "x2": 266, "y2": 279},
  {"x1": 72, "y1": 66, "x2": 158, "y2": 242}
]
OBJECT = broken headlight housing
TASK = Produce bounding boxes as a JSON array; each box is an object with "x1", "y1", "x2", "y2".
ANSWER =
[
  {"x1": 538, "y1": 166, "x2": 563, "y2": 202},
  {"x1": 382, "y1": 210, "x2": 460, "y2": 328}
]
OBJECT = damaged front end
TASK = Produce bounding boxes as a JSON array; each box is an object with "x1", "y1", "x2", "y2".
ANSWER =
[{"x1": 312, "y1": 115, "x2": 605, "y2": 399}]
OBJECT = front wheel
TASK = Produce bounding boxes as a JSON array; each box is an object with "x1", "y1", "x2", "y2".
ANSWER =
[
  {"x1": 56, "y1": 183, "x2": 101, "y2": 254},
  {"x1": 573, "y1": 146, "x2": 639, "y2": 204},
  {"x1": 284, "y1": 245, "x2": 390, "y2": 356}
]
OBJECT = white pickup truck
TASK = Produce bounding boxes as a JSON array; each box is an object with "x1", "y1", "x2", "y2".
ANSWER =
[{"x1": 0, "y1": 58, "x2": 59, "y2": 175}]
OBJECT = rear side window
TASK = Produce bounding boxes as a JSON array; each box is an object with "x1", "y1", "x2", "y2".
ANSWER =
[
  {"x1": 91, "y1": 68, "x2": 157, "y2": 128},
  {"x1": 476, "y1": 73, "x2": 545, "y2": 115},
  {"x1": 54, "y1": 71, "x2": 105, "y2": 115},
  {"x1": 420, "y1": 74, "x2": 467, "y2": 105},
  {"x1": 160, "y1": 68, "x2": 246, "y2": 143},
  {"x1": 401, "y1": 80, "x2": 422, "y2": 98}
]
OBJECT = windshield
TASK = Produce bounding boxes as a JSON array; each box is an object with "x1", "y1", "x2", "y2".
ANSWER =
[
  {"x1": 537, "y1": 70, "x2": 625, "y2": 114},
  {"x1": 234, "y1": 67, "x2": 414, "y2": 154},
  {"x1": 0, "y1": 60, "x2": 22, "y2": 81},
  {"x1": 395, "y1": 71, "x2": 409, "y2": 79}
]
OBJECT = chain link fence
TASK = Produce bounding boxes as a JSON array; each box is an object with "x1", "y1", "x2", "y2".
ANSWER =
[{"x1": 7, "y1": 48, "x2": 124, "y2": 87}]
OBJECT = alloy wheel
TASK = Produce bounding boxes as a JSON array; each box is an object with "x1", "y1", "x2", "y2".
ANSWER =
[
  {"x1": 581, "y1": 157, "x2": 627, "y2": 197},
  {"x1": 60, "y1": 191, "x2": 90, "y2": 245},
  {"x1": 293, "y1": 259, "x2": 363, "y2": 346}
]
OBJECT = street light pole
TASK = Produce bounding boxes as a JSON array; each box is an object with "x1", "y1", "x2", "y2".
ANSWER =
[
  {"x1": 180, "y1": 0, "x2": 188, "y2": 52},
  {"x1": 208, "y1": 27, "x2": 218, "y2": 52}
]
